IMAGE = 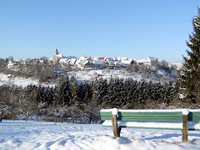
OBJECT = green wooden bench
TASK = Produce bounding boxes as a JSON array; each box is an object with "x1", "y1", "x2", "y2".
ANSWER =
[{"x1": 100, "y1": 108, "x2": 200, "y2": 142}]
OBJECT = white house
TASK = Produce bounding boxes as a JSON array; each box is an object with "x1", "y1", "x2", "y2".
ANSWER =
[
  {"x1": 68, "y1": 58, "x2": 77, "y2": 66},
  {"x1": 136, "y1": 57, "x2": 156, "y2": 66},
  {"x1": 7, "y1": 61, "x2": 17, "y2": 69},
  {"x1": 59, "y1": 58, "x2": 69, "y2": 65},
  {"x1": 75, "y1": 59, "x2": 90, "y2": 69}
]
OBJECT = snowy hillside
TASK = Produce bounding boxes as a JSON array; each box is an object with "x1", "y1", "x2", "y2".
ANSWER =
[
  {"x1": 0, "y1": 120, "x2": 200, "y2": 150},
  {"x1": 67, "y1": 69, "x2": 143, "y2": 83},
  {"x1": 0, "y1": 73, "x2": 55, "y2": 87},
  {"x1": 0, "y1": 51, "x2": 180, "y2": 87},
  {"x1": 0, "y1": 65, "x2": 177, "y2": 87}
]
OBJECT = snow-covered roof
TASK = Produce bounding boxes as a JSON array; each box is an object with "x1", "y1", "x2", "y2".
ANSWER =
[
  {"x1": 172, "y1": 63, "x2": 183, "y2": 70},
  {"x1": 147, "y1": 57, "x2": 156, "y2": 61},
  {"x1": 55, "y1": 54, "x2": 63, "y2": 58},
  {"x1": 106, "y1": 58, "x2": 114, "y2": 61},
  {"x1": 69, "y1": 58, "x2": 77, "y2": 65},
  {"x1": 136, "y1": 57, "x2": 156, "y2": 64},
  {"x1": 7, "y1": 61, "x2": 17, "y2": 68},
  {"x1": 120, "y1": 57, "x2": 129, "y2": 60},
  {"x1": 76, "y1": 59, "x2": 89, "y2": 65},
  {"x1": 8, "y1": 61, "x2": 16, "y2": 65},
  {"x1": 92, "y1": 60, "x2": 106, "y2": 65},
  {"x1": 79, "y1": 56, "x2": 87, "y2": 60},
  {"x1": 121, "y1": 59, "x2": 133, "y2": 65},
  {"x1": 59, "y1": 58, "x2": 69, "y2": 64}
]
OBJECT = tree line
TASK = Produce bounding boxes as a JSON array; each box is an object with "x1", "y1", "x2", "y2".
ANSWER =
[{"x1": 0, "y1": 75, "x2": 181, "y2": 123}]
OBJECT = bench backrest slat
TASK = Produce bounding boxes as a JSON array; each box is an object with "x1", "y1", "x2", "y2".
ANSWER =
[
  {"x1": 101, "y1": 112, "x2": 112, "y2": 120},
  {"x1": 101, "y1": 110, "x2": 200, "y2": 122},
  {"x1": 188, "y1": 112, "x2": 200, "y2": 121},
  {"x1": 101, "y1": 111, "x2": 183, "y2": 122},
  {"x1": 118, "y1": 112, "x2": 182, "y2": 122}
]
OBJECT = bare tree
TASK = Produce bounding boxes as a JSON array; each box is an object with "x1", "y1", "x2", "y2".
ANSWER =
[{"x1": 0, "y1": 104, "x2": 10, "y2": 122}]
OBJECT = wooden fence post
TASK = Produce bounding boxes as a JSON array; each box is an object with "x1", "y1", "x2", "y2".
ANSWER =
[
  {"x1": 112, "y1": 108, "x2": 121, "y2": 138},
  {"x1": 182, "y1": 109, "x2": 189, "y2": 142}
]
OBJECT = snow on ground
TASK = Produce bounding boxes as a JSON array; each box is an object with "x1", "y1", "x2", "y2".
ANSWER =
[
  {"x1": 0, "y1": 73, "x2": 55, "y2": 87},
  {"x1": 0, "y1": 73, "x2": 38, "y2": 87},
  {"x1": 1, "y1": 120, "x2": 200, "y2": 150},
  {"x1": 67, "y1": 69, "x2": 143, "y2": 82}
]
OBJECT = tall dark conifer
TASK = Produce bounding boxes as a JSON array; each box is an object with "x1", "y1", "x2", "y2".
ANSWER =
[{"x1": 180, "y1": 9, "x2": 200, "y2": 103}]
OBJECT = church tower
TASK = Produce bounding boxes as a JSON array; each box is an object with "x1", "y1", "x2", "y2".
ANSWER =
[{"x1": 55, "y1": 48, "x2": 59, "y2": 56}]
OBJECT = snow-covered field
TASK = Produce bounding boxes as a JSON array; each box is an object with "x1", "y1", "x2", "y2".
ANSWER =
[
  {"x1": 67, "y1": 69, "x2": 143, "y2": 82},
  {"x1": 0, "y1": 73, "x2": 38, "y2": 87},
  {"x1": 1, "y1": 120, "x2": 200, "y2": 150},
  {"x1": 0, "y1": 73, "x2": 55, "y2": 87},
  {"x1": 0, "y1": 67, "x2": 172, "y2": 88}
]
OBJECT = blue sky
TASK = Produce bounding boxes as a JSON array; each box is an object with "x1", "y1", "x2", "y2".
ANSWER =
[{"x1": 0, "y1": 0, "x2": 199, "y2": 63}]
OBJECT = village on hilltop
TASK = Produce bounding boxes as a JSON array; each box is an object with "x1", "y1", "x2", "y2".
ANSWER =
[
  {"x1": 7, "y1": 49, "x2": 182, "y2": 71},
  {"x1": 50, "y1": 49, "x2": 157, "y2": 69}
]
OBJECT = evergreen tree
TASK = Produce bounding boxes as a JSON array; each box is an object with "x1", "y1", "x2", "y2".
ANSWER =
[
  {"x1": 70, "y1": 76, "x2": 80, "y2": 105},
  {"x1": 94, "y1": 78, "x2": 108, "y2": 105},
  {"x1": 53, "y1": 75, "x2": 71, "y2": 106},
  {"x1": 180, "y1": 9, "x2": 200, "y2": 103}
]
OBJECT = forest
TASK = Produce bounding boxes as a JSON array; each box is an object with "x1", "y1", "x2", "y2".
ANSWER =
[{"x1": 0, "y1": 73, "x2": 189, "y2": 124}]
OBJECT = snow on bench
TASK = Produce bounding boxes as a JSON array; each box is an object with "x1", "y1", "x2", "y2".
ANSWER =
[{"x1": 100, "y1": 108, "x2": 200, "y2": 142}]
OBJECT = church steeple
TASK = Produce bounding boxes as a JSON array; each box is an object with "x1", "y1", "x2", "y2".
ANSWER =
[{"x1": 55, "y1": 48, "x2": 59, "y2": 56}]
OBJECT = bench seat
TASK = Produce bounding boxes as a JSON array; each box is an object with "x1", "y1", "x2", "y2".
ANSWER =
[{"x1": 102, "y1": 120, "x2": 200, "y2": 131}]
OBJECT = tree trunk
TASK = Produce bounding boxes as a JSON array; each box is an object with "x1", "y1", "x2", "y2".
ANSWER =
[
  {"x1": 36, "y1": 115, "x2": 39, "y2": 122},
  {"x1": 25, "y1": 115, "x2": 28, "y2": 122},
  {"x1": 55, "y1": 116, "x2": 57, "y2": 124},
  {"x1": 12, "y1": 115, "x2": 15, "y2": 121},
  {"x1": 88, "y1": 118, "x2": 92, "y2": 124},
  {"x1": 0, "y1": 114, "x2": 3, "y2": 122}
]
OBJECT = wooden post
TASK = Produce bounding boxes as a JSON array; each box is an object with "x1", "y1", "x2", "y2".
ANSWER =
[
  {"x1": 182, "y1": 109, "x2": 189, "y2": 142},
  {"x1": 112, "y1": 108, "x2": 121, "y2": 138}
]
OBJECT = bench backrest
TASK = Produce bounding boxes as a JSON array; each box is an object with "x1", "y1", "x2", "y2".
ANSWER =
[
  {"x1": 100, "y1": 109, "x2": 200, "y2": 122},
  {"x1": 101, "y1": 109, "x2": 200, "y2": 142}
]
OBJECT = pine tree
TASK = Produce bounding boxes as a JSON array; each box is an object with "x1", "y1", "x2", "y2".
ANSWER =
[
  {"x1": 93, "y1": 78, "x2": 108, "y2": 105},
  {"x1": 70, "y1": 76, "x2": 80, "y2": 105},
  {"x1": 53, "y1": 75, "x2": 71, "y2": 106},
  {"x1": 180, "y1": 9, "x2": 200, "y2": 103}
]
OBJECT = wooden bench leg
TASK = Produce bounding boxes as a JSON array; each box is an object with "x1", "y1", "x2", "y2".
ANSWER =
[
  {"x1": 112, "y1": 114, "x2": 121, "y2": 138},
  {"x1": 182, "y1": 114, "x2": 188, "y2": 142}
]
